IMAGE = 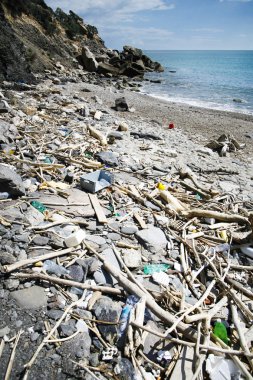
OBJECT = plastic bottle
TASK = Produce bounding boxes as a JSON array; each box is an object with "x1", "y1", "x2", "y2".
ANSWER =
[
  {"x1": 31, "y1": 200, "x2": 46, "y2": 213},
  {"x1": 118, "y1": 295, "x2": 139, "y2": 337},
  {"x1": 213, "y1": 321, "x2": 229, "y2": 345},
  {"x1": 143, "y1": 263, "x2": 170, "y2": 275}
]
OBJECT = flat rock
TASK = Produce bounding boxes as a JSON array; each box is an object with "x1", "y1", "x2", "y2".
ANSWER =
[
  {"x1": 11, "y1": 286, "x2": 47, "y2": 309},
  {"x1": 58, "y1": 331, "x2": 91, "y2": 359},
  {"x1": 86, "y1": 234, "x2": 107, "y2": 246},
  {"x1": 135, "y1": 226, "x2": 167, "y2": 253},
  {"x1": 219, "y1": 181, "x2": 240, "y2": 194},
  {"x1": 121, "y1": 224, "x2": 138, "y2": 235},
  {"x1": 96, "y1": 151, "x2": 119, "y2": 167},
  {"x1": 94, "y1": 248, "x2": 121, "y2": 285},
  {"x1": 123, "y1": 249, "x2": 141, "y2": 268},
  {"x1": 0, "y1": 164, "x2": 25, "y2": 196},
  {"x1": 92, "y1": 296, "x2": 121, "y2": 344}
]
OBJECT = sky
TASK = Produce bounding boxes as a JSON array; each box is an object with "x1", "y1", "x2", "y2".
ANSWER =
[{"x1": 45, "y1": 0, "x2": 253, "y2": 50}]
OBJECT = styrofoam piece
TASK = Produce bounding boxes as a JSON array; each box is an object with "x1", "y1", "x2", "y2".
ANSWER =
[
  {"x1": 157, "y1": 350, "x2": 172, "y2": 361},
  {"x1": 206, "y1": 354, "x2": 242, "y2": 380},
  {"x1": 80, "y1": 170, "x2": 113, "y2": 193},
  {"x1": 240, "y1": 245, "x2": 253, "y2": 259},
  {"x1": 152, "y1": 272, "x2": 170, "y2": 286},
  {"x1": 102, "y1": 347, "x2": 118, "y2": 360},
  {"x1": 64, "y1": 229, "x2": 86, "y2": 247}
]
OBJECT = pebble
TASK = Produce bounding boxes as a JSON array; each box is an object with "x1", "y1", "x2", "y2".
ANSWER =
[
  {"x1": 107, "y1": 232, "x2": 121, "y2": 241},
  {"x1": 121, "y1": 225, "x2": 138, "y2": 235},
  {"x1": 11, "y1": 286, "x2": 47, "y2": 308},
  {"x1": 0, "y1": 326, "x2": 10, "y2": 338}
]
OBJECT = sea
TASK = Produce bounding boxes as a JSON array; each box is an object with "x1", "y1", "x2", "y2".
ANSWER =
[{"x1": 142, "y1": 50, "x2": 253, "y2": 115}]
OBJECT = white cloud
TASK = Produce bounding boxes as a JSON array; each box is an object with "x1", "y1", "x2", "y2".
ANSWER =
[
  {"x1": 190, "y1": 28, "x2": 223, "y2": 33},
  {"x1": 219, "y1": 0, "x2": 252, "y2": 2}
]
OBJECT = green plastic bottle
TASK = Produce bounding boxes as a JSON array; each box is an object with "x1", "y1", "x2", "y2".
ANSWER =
[
  {"x1": 143, "y1": 263, "x2": 170, "y2": 275},
  {"x1": 213, "y1": 321, "x2": 229, "y2": 345},
  {"x1": 31, "y1": 201, "x2": 46, "y2": 214}
]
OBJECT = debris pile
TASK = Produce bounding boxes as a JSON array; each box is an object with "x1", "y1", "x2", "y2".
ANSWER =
[{"x1": 0, "y1": 76, "x2": 253, "y2": 380}]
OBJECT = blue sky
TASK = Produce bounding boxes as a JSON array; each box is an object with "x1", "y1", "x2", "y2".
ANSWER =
[{"x1": 45, "y1": 0, "x2": 253, "y2": 50}]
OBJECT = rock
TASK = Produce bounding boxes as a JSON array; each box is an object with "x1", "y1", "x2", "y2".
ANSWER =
[
  {"x1": 0, "y1": 120, "x2": 17, "y2": 144},
  {"x1": 0, "y1": 164, "x2": 25, "y2": 197},
  {"x1": 24, "y1": 206, "x2": 44, "y2": 226},
  {"x1": 219, "y1": 181, "x2": 240, "y2": 194},
  {"x1": 58, "y1": 331, "x2": 91, "y2": 359},
  {"x1": 32, "y1": 235, "x2": 49, "y2": 246},
  {"x1": 13, "y1": 233, "x2": 29, "y2": 243},
  {"x1": 59, "y1": 322, "x2": 76, "y2": 337},
  {"x1": 11, "y1": 286, "x2": 47, "y2": 309},
  {"x1": 0, "y1": 99, "x2": 10, "y2": 113},
  {"x1": 5, "y1": 278, "x2": 20, "y2": 290},
  {"x1": 80, "y1": 47, "x2": 98, "y2": 72},
  {"x1": 114, "y1": 358, "x2": 136, "y2": 380},
  {"x1": 86, "y1": 235, "x2": 107, "y2": 246},
  {"x1": 135, "y1": 226, "x2": 167, "y2": 253},
  {"x1": 80, "y1": 104, "x2": 90, "y2": 117},
  {"x1": 94, "y1": 110, "x2": 103, "y2": 120},
  {"x1": 0, "y1": 326, "x2": 10, "y2": 338},
  {"x1": 47, "y1": 309, "x2": 65, "y2": 320},
  {"x1": 97, "y1": 62, "x2": 119, "y2": 76},
  {"x1": 92, "y1": 296, "x2": 121, "y2": 344},
  {"x1": 107, "y1": 232, "x2": 121, "y2": 241},
  {"x1": 118, "y1": 122, "x2": 129, "y2": 131},
  {"x1": 121, "y1": 224, "x2": 138, "y2": 235},
  {"x1": 108, "y1": 131, "x2": 123, "y2": 140},
  {"x1": 115, "y1": 97, "x2": 129, "y2": 111},
  {"x1": 96, "y1": 151, "x2": 119, "y2": 167},
  {"x1": 94, "y1": 248, "x2": 121, "y2": 285},
  {"x1": 0, "y1": 251, "x2": 15, "y2": 265},
  {"x1": 123, "y1": 45, "x2": 143, "y2": 59},
  {"x1": 68, "y1": 264, "x2": 84, "y2": 282},
  {"x1": 123, "y1": 249, "x2": 141, "y2": 268}
]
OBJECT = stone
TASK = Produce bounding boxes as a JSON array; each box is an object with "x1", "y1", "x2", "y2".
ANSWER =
[
  {"x1": 92, "y1": 296, "x2": 121, "y2": 344},
  {"x1": 0, "y1": 99, "x2": 10, "y2": 113},
  {"x1": 5, "y1": 278, "x2": 20, "y2": 290},
  {"x1": 94, "y1": 110, "x2": 103, "y2": 120},
  {"x1": 58, "y1": 331, "x2": 91, "y2": 359},
  {"x1": 81, "y1": 47, "x2": 98, "y2": 72},
  {"x1": 107, "y1": 232, "x2": 121, "y2": 241},
  {"x1": 123, "y1": 249, "x2": 141, "y2": 268},
  {"x1": 32, "y1": 235, "x2": 49, "y2": 246},
  {"x1": 0, "y1": 326, "x2": 10, "y2": 337},
  {"x1": 118, "y1": 122, "x2": 129, "y2": 131},
  {"x1": 0, "y1": 164, "x2": 25, "y2": 196},
  {"x1": 97, "y1": 62, "x2": 119, "y2": 76},
  {"x1": 94, "y1": 248, "x2": 121, "y2": 285},
  {"x1": 107, "y1": 131, "x2": 123, "y2": 140},
  {"x1": 0, "y1": 120, "x2": 17, "y2": 144},
  {"x1": 0, "y1": 251, "x2": 15, "y2": 265},
  {"x1": 135, "y1": 226, "x2": 167, "y2": 253},
  {"x1": 121, "y1": 224, "x2": 138, "y2": 235},
  {"x1": 86, "y1": 235, "x2": 107, "y2": 246},
  {"x1": 13, "y1": 233, "x2": 29, "y2": 243},
  {"x1": 170, "y1": 346, "x2": 195, "y2": 379},
  {"x1": 47, "y1": 309, "x2": 65, "y2": 320},
  {"x1": 96, "y1": 151, "x2": 119, "y2": 167},
  {"x1": 219, "y1": 181, "x2": 240, "y2": 194},
  {"x1": 68, "y1": 264, "x2": 84, "y2": 282},
  {"x1": 114, "y1": 358, "x2": 136, "y2": 380},
  {"x1": 11, "y1": 286, "x2": 47, "y2": 309},
  {"x1": 24, "y1": 206, "x2": 44, "y2": 226},
  {"x1": 59, "y1": 322, "x2": 76, "y2": 337},
  {"x1": 123, "y1": 45, "x2": 143, "y2": 59},
  {"x1": 115, "y1": 97, "x2": 129, "y2": 111}
]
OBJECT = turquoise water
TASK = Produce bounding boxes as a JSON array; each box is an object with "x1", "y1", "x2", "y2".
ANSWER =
[{"x1": 142, "y1": 50, "x2": 253, "y2": 115}]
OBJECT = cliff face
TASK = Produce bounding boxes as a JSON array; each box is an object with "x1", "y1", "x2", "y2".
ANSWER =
[{"x1": 0, "y1": 0, "x2": 105, "y2": 81}]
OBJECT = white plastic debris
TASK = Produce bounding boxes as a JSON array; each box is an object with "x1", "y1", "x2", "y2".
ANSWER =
[
  {"x1": 240, "y1": 245, "x2": 253, "y2": 259},
  {"x1": 157, "y1": 350, "x2": 172, "y2": 362},
  {"x1": 64, "y1": 229, "x2": 86, "y2": 247},
  {"x1": 152, "y1": 272, "x2": 170, "y2": 286},
  {"x1": 206, "y1": 354, "x2": 242, "y2": 380},
  {"x1": 174, "y1": 262, "x2": 183, "y2": 272},
  {"x1": 102, "y1": 347, "x2": 118, "y2": 361}
]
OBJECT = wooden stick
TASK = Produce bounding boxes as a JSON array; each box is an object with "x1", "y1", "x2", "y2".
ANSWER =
[
  {"x1": 3, "y1": 248, "x2": 75, "y2": 273},
  {"x1": 12, "y1": 272, "x2": 122, "y2": 295},
  {"x1": 89, "y1": 194, "x2": 108, "y2": 224},
  {"x1": 181, "y1": 209, "x2": 250, "y2": 225},
  {"x1": 4, "y1": 330, "x2": 23, "y2": 380}
]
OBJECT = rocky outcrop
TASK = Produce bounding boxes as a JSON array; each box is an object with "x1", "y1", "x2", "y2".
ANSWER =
[{"x1": 0, "y1": 0, "x2": 163, "y2": 81}]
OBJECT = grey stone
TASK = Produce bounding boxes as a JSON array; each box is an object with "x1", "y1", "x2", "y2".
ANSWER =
[
  {"x1": 170, "y1": 346, "x2": 194, "y2": 379},
  {"x1": 0, "y1": 326, "x2": 10, "y2": 337},
  {"x1": 136, "y1": 227, "x2": 167, "y2": 253},
  {"x1": 11, "y1": 286, "x2": 47, "y2": 309},
  {"x1": 32, "y1": 235, "x2": 49, "y2": 246},
  {"x1": 121, "y1": 224, "x2": 138, "y2": 235},
  {"x1": 114, "y1": 358, "x2": 136, "y2": 380},
  {"x1": 68, "y1": 265, "x2": 84, "y2": 282},
  {"x1": 59, "y1": 322, "x2": 76, "y2": 337},
  {"x1": 47, "y1": 309, "x2": 64, "y2": 320},
  {"x1": 89, "y1": 352, "x2": 99, "y2": 367},
  {"x1": 58, "y1": 331, "x2": 91, "y2": 359},
  {"x1": 107, "y1": 232, "x2": 121, "y2": 241},
  {"x1": 0, "y1": 120, "x2": 17, "y2": 144},
  {"x1": 0, "y1": 251, "x2": 15, "y2": 265},
  {"x1": 96, "y1": 151, "x2": 119, "y2": 167},
  {"x1": 94, "y1": 248, "x2": 121, "y2": 285},
  {"x1": 5, "y1": 278, "x2": 20, "y2": 290},
  {"x1": 0, "y1": 164, "x2": 25, "y2": 196},
  {"x1": 30, "y1": 332, "x2": 40, "y2": 342},
  {"x1": 107, "y1": 131, "x2": 123, "y2": 140},
  {"x1": 144, "y1": 200, "x2": 161, "y2": 211},
  {"x1": 81, "y1": 47, "x2": 98, "y2": 72},
  {"x1": 13, "y1": 233, "x2": 29, "y2": 243},
  {"x1": 123, "y1": 249, "x2": 141, "y2": 268},
  {"x1": 92, "y1": 296, "x2": 121, "y2": 344},
  {"x1": 24, "y1": 206, "x2": 44, "y2": 226},
  {"x1": 115, "y1": 97, "x2": 129, "y2": 111},
  {"x1": 86, "y1": 234, "x2": 107, "y2": 246},
  {"x1": 219, "y1": 181, "x2": 240, "y2": 194}
]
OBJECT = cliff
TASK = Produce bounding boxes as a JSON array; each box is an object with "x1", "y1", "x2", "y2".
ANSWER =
[{"x1": 0, "y1": 0, "x2": 163, "y2": 82}]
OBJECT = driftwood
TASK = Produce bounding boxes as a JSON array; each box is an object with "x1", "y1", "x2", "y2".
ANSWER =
[
  {"x1": 181, "y1": 209, "x2": 250, "y2": 225},
  {"x1": 87, "y1": 125, "x2": 107, "y2": 146}
]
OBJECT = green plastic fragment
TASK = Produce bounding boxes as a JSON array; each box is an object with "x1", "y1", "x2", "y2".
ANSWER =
[
  {"x1": 143, "y1": 263, "x2": 170, "y2": 275},
  {"x1": 44, "y1": 157, "x2": 52, "y2": 164},
  {"x1": 213, "y1": 322, "x2": 229, "y2": 345},
  {"x1": 31, "y1": 200, "x2": 46, "y2": 214}
]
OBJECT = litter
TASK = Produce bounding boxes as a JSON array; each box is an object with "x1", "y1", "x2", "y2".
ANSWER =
[{"x1": 80, "y1": 170, "x2": 113, "y2": 193}]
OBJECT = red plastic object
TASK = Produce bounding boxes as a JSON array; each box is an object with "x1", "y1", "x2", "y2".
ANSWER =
[{"x1": 169, "y1": 123, "x2": 175, "y2": 129}]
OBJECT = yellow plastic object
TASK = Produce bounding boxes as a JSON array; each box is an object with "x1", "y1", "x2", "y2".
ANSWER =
[
  {"x1": 219, "y1": 230, "x2": 228, "y2": 242},
  {"x1": 34, "y1": 261, "x2": 43, "y2": 267},
  {"x1": 157, "y1": 182, "x2": 166, "y2": 190}
]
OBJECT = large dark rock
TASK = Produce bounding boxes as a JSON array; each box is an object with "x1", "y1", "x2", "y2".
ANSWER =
[
  {"x1": 0, "y1": 121, "x2": 18, "y2": 145},
  {"x1": 119, "y1": 63, "x2": 143, "y2": 78},
  {"x1": 123, "y1": 45, "x2": 143, "y2": 59},
  {"x1": 0, "y1": 164, "x2": 25, "y2": 197},
  {"x1": 97, "y1": 61, "x2": 119, "y2": 76},
  {"x1": 115, "y1": 97, "x2": 129, "y2": 111},
  {"x1": 80, "y1": 47, "x2": 98, "y2": 72}
]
